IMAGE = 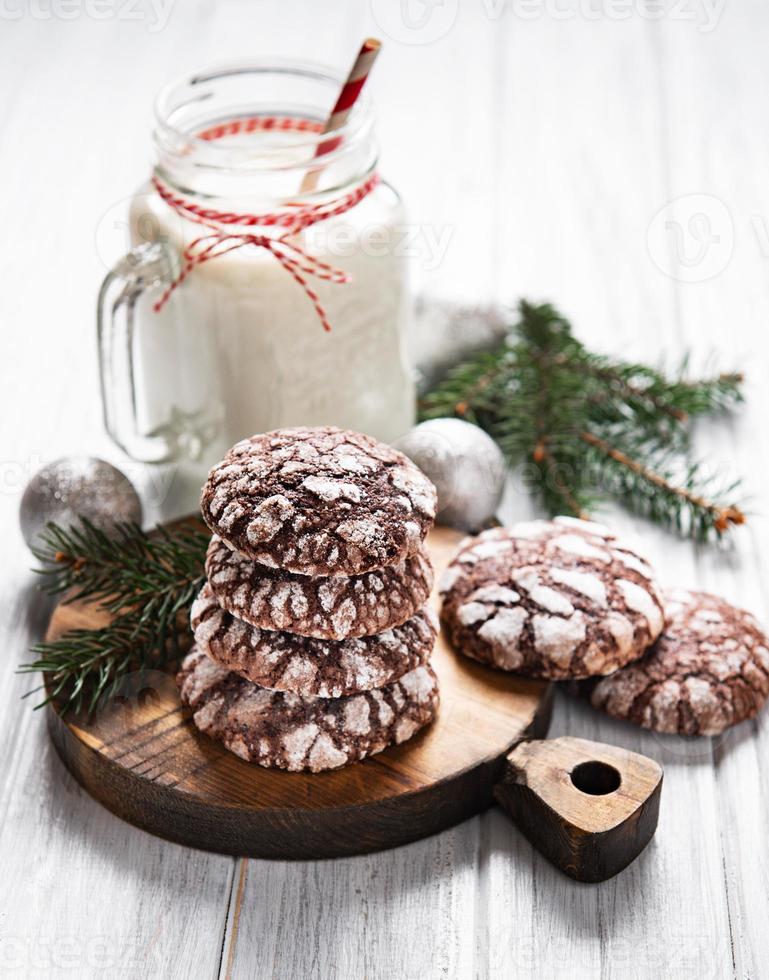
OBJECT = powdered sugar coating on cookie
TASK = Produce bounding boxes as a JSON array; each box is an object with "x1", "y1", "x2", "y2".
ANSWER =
[
  {"x1": 440, "y1": 517, "x2": 664, "y2": 680},
  {"x1": 588, "y1": 588, "x2": 769, "y2": 735},
  {"x1": 177, "y1": 646, "x2": 440, "y2": 772},
  {"x1": 205, "y1": 535, "x2": 434, "y2": 640},
  {"x1": 191, "y1": 584, "x2": 438, "y2": 697},
  {"x1": 201, "y1": 427, "x2": 437, "y2": 576}
]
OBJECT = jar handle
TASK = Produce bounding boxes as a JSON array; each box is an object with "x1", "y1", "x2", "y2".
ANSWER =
[{"x1": 97, "y1": 241, "x2": 180, "y2": 463}]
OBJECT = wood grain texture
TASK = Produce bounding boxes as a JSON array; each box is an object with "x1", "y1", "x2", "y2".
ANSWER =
[
  {"x1": 656, "y1": 10, "x2": 769, "y2": 977},
  {"x1": 496, "y1": 737, "x2": 662, "y2": 882},
  {"x1": 44, "y1": 525, "x2": 552, "y2": 859},
  {"x1": 1, "y1": 1, "x2": 769, "y2": 977}
]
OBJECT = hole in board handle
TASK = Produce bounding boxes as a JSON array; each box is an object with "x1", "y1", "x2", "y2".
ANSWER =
[{"x1": 570, "y1": 760, "x2": 621, "y2": 796}]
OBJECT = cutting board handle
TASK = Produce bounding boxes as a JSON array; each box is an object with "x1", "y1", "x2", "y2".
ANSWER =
[{"x1": 493, "y1": 736, "x2": 663, "y2": 883}]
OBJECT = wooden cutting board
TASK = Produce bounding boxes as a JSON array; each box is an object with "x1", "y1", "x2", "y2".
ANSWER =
[{"x1": 45, "y1": 524, "x2": 554, "y2": 859}]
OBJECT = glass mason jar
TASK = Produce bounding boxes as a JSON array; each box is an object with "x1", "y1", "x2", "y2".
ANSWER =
[{"x1": 98, "y1": 61, "x2": 415, "y2": 517}]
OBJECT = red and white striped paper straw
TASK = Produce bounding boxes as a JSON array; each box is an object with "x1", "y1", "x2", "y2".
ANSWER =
[{"x1": 300, "y1": 37, "x2": 382, "y2": 193}]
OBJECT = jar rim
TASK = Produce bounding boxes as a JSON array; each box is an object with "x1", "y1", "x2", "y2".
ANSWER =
[{"x1": 152, "y1": 58, "x2": 374, "y2": 172}]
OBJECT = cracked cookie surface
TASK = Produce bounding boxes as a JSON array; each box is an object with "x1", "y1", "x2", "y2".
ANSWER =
[
  {"x1": 587, "y1": 588, "x2": 769, "y2": 735},
  {"x1": 177, "y1": 646, "x2": 440, "y2": 771},
  {"x1": 205, "y1": 534, "x2": 434, "y2": 640},
  {"x1": 191, "y1": 584, "x2": 437, "y2": 697},
  {"x1": 200, "y1": 427, "x2": 437, "y2": 576},
  {"x1": 439, "y1": 517, "x2": 664, "y2": 680}
]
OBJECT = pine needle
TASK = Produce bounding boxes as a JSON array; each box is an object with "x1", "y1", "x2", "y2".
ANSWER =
[
  {"x1": 21, "y1": 519, "x2": 208, "y2": 717},
  {"x1": 420, "y1": 300, "x2": 745, "y2": 540}
]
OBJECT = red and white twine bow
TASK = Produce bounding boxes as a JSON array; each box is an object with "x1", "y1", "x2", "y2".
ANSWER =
[{"x1": 150, "y1": 117, "x2": 380, "y2": 332}]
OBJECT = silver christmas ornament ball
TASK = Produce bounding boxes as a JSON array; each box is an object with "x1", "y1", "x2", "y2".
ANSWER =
[
  {"x1": 396, "y1": 419, "x2": 506, "y2": 532},
  {"x1": 19, "y1": 456, "x2": 143, "y2": 551}
]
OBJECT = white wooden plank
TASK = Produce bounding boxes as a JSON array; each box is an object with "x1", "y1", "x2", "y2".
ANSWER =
[
  {"x1": 489, "y1": 9, "x2": 735, "y2": 979},
  {"x1": 0, "y1": 559, "x2": 237, "y2": 980},
  {"x1": 223, "y1": 826, "x2": 478, "y2": 980},
  {"x1": 654, "y1": 5, "x2": 769, "y2": 975},
  {"x1": 370, "y1": 2, "x2": 502, "y2": 305},
  {"x1": 0, "y1": 10, "x2": 238, "y2": 980}
]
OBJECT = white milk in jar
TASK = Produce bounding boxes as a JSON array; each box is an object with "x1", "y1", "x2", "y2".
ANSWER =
[{"x1": 98, "y1": 62, "x2": 415, "y2": 517}]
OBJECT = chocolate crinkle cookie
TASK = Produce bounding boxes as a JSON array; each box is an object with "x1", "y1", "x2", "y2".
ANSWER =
[
  {"x1": 191, "y1": 584, "x2": 438, "y2": 698},
  {"x1": 177, "y1": 646, "x2": 440, "y2": 772},
  {"x1": 440, "y1": 517, "x2": 664, "y2": 680},
  {"x1": 200, "y1": 427, "x2": 437, "y2": 576},
  {"x1": 587, "y1": 588, "x2": 769, "y2": 735},
  {"x1": 205, "y1": 534, "x2": 434, "y2": 640}
]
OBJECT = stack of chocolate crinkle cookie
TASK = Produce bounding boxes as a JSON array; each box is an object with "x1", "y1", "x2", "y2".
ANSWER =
[
  {"x1": 440, "y1": 517, "x2": 769, "y2": 736},
  {"x1": 177, "y1": 426, "x2": 440, "y2": 772}
]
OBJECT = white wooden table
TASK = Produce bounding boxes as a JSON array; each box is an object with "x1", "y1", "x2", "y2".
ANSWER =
[{"x1": 2, "y1": 2, "x2": 768, "y2": 976}]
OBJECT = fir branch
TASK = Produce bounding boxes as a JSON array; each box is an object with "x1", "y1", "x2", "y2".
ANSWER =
[
  {"x1": 576, "y1": 358, "x2": 743, "y2": 424},
  {"x1": 22, "y1": 615, "x2": 160, "y2": 717},
  {"x1": 420, "y1": 300, "x2": 745, "y2": 540},
  {"x1": 579, "y1": 431, "x2": 745, "y2": 536},
  {"x1": 22, "y1": 519, "x2": 208, "y2": 717},
  {"x1": 32, "y1": 519, "x2": 208, "y2": 610},
  {"x1": 533, "y1": 446, "x2": 593, "y2": 521},
  {"x1": 658, "y1": 369, "x2": 744, "y2": 418}
]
